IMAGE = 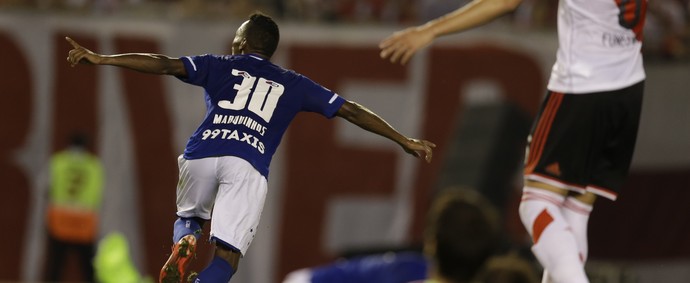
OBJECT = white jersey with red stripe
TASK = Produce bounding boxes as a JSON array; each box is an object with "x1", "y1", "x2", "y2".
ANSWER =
[{"x1": 547, "y1": 0, "x2": 648, "y2": 94}]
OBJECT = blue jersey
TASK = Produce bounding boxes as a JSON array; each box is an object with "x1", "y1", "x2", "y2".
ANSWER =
[
  {"x1": 178, "y1": 54, "x2": 345, "y2": 177},
  {"x1": 309, "y1": 252, "x2": 428, "y2": 283}
]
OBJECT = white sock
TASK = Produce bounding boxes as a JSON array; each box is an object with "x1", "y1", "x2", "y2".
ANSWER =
[
  {"x1": 519, "y1": 187, "x2": 589, "y2": 283},
  {"x1": 539, "y1": 197, "x2": 593, "y2": 283},
  {"x1": 542, "y1": 270, "x2": 552, "y2": 283},
  {"x1": 562, "y1": 197, "x2": 593, "y2": 262}
]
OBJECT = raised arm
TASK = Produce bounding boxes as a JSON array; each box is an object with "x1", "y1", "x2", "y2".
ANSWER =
[
  {"x1": 336, "y1": 100, "x2": 435, "y2": 163},
  {"x1": 379, "y1": 0, "x2": 523, "y2": 65},
  {"x1": 65, "y1": 37, "x2": 187, "y2": 77}
]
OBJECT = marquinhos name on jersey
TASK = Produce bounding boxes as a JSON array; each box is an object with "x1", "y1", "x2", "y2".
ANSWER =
[
  {"x1": 213, "y1": 114, "x2": 267, "y2": 136},
  {"x1": 202, "y1": 114, "x2": 268, "y2": 154}
]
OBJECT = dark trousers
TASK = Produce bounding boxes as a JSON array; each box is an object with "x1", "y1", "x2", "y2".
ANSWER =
[{"x1": 45, "y1": 234, "x2": 96, "y2": 283}]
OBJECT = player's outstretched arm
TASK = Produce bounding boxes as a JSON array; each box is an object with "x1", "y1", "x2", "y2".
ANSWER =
[
  {"x1": 65, "y1": 37, "x2": 187, "y2": 77},
  {"x1": 379, "y1": 0, "x2": 523, "y2": 65},
  {"x1": 336, "y1": 101, "x2": 435, "y2": 163}
]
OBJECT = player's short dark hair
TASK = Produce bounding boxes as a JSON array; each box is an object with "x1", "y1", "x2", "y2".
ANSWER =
[
  {"x1": 425, "y1": 188, "x2": 500, "y2": 282},
  {"x1": 245, "y1": 12, "x2": 280, "y2": 58}
]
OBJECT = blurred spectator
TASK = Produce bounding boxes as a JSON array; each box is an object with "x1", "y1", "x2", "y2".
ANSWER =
[
  {"x1": 278, "y1": 0, "x2": 417, "y2": 23},
  {"x1": 335, "y1": 0, "x2": 412, "y2": 23},
  {"x1": 2, "y1": 0, "x2": 689, "y2": 39},
  {"x1": 281, "y1": 0, "x2": 338, "y2": 22},
  {"x1": 645, "y1": 0, "x2": 690, "y2": 60},
  {"x1": 94, "y1": 232, "x2": 153, "y2": 283},
  {"x1": 418, "y1": 0, "x2": 469, "y2": 23},
  {"x1": 474, "y1": 252, "x2": 540, "y2": 283},
  {"x1": 44, "y1": 132, "x2": 104, "y2": 283},
  {"x1": 282, "y1": 188, "x2": 520, "y2": 283},
  {"x1": 512, "y1": 0, "x2": 558, "y2": 29}
]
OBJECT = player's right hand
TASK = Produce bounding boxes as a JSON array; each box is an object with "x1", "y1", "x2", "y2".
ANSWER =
[
  {"x1": 65, "y1": 37, "x2": 102, "y2": 67},
  {"x1": 379, "y1": 26, "x2": 434, "y2": 65}
]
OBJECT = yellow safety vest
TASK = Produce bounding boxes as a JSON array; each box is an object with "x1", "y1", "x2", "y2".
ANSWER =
[
  {"x1": 46, "y1": 149, "x2": 104, "y2": 243},
  {"x1": 95, "y1": 232, "x2": 151, "y2": 283}
]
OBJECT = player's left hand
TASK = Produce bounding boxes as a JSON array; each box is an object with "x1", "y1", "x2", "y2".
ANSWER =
[
  {"x1": 379, "y1": 26, "x2": 434, "y2": 65},
  {"x1": 403, "y1": 138, "x2": 436, "y2": 163}
]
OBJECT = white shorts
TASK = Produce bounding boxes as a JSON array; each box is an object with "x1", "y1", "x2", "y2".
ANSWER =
[{"x1": 175, "y1": 155, "x2": 268, "y2": 255}]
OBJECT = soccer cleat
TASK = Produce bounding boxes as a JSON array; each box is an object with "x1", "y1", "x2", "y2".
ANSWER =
[{"x1": 160, "y1": 234, "x2": 198, "y2": 283}]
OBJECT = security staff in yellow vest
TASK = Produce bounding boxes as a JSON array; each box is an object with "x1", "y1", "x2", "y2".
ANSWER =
[
  {"x1": 45, "y1": 133, "x2": 104, "y2": 283},
  {"x1": 94, "y1": 232, "x2": 153, "y2": 283}
]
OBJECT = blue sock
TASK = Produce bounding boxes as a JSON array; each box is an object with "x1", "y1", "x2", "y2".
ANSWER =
[
  {"x1": 172, "y1": 217, "x2": 202, "y2": 243},
  {"x1": 195, "y1": 256, "x2": 235, "y2": 283}
]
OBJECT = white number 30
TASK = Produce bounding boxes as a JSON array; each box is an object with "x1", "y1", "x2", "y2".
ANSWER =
[{"x1": 218, "y1": 69, "x2": 285, "y2": 122}]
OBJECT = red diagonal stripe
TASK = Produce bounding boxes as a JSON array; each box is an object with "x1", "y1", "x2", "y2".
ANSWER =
[{"x1": 532, "y1": 209, "x2": 554, "y2": 244}]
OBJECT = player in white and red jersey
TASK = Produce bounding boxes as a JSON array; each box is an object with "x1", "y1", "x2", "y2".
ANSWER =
[
  {"x1": 66, "y1": 12, "x2": 435, "y2": 283},
  {"x1": 380, "y1": 0, "x2": 647, "y2": 282}
]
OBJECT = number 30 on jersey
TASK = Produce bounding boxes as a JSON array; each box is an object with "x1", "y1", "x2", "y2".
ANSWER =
[{"x1": 218, "y1": 69, "x2": 285, "y2": 122}]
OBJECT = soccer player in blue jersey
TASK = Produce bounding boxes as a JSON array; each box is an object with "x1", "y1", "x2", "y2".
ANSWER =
[{"x1": 66, "y1": 12, "x2": 435, "y2": 283}]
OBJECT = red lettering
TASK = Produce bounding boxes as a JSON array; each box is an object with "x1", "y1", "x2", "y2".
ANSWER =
[
  {"x1": 278, "y1": 44, "x2": 543, "y2": 282},
  {"x1": 408, "y1": 45, "x2": 543, "y2": 241},
  {"x1": 113, "y1": 36, "x2": 180, "y2": 276},
  {"x1": 279, "y1": 45, "x2": 406, "y2": 279},
  {"x1": 52, "y1": 33, "x2": 100, "y2": 152},
  {"x1": 0, "y1": 31, "x2": 32, "y2": 281},
  {"x1": 49, "y1": 33, "x2": 101, "y2": 281}
]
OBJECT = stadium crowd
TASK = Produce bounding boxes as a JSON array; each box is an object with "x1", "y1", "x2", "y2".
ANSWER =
[{"x1": 1, "y1": 0, "x2": 688, "y2": 60}]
